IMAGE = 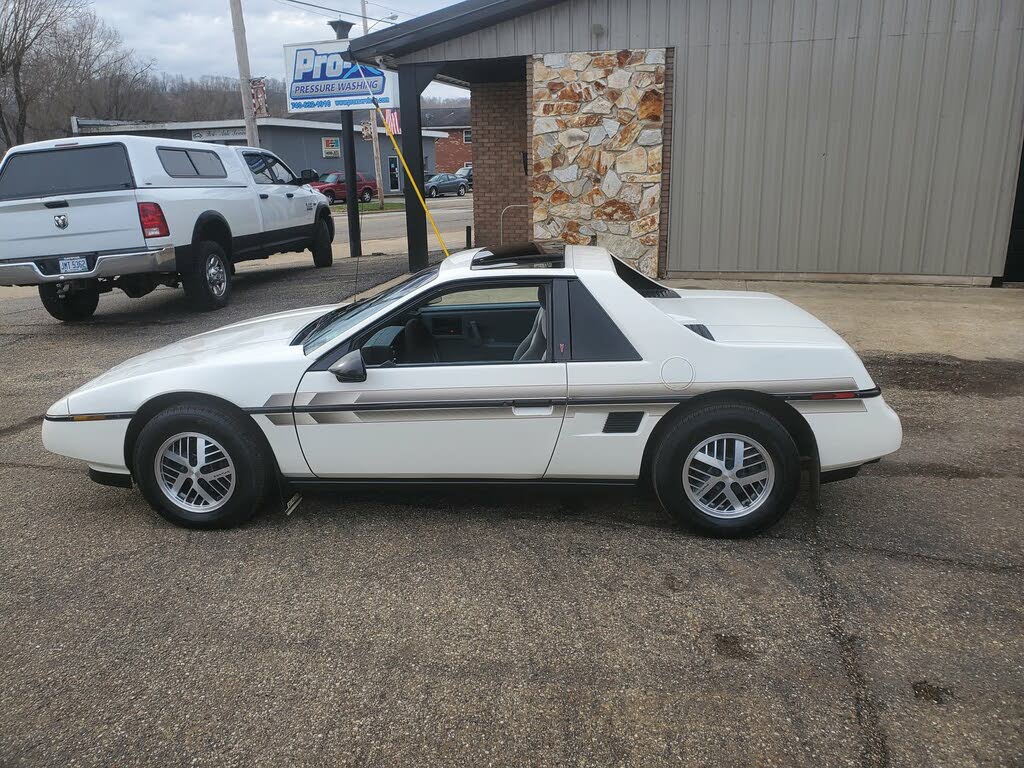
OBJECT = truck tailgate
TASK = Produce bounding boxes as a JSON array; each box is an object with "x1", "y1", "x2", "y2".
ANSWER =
[{"x1": 0, "y1": 191, "x2": 146, "y2": 260}]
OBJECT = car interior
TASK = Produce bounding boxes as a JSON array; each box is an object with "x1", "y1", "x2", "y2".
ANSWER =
[{"x1": 359, "y1": 284, "x2": 549, "y2": 366}]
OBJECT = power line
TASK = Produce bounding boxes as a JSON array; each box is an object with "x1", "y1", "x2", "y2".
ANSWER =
[
  {"x1": 277, "y1": 0, "x2": 395, "y2": 26},
  {"x1": 271, "y1": 0, "x2": 336, "y2": 19}
]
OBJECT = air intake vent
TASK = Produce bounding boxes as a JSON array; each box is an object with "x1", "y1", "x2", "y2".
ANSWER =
[
  {"x1": 685, "y1": 323, "x2": 715, "y2": 341},
  {"x1": 603, "y1": 411, "x2": 644, "y2": 434}
]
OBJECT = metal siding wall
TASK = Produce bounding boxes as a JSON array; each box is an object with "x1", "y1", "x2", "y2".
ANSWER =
[{"x1": 400, "y1": 0, "x2": 1024, "y2": 276}]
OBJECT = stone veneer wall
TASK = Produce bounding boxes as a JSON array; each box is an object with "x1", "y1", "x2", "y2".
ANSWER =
[{"x1": 531, "y1": 49, "x2": 666, "y2": 276}]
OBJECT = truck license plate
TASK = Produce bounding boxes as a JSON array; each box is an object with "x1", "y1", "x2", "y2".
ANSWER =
[{"x1": 58, "y1": 257, "x2": 89, "y2": 274}]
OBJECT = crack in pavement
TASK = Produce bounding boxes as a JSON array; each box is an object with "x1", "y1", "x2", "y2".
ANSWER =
[
  {"x1": 808, "y1": 517, "x2": 891, "y2": 768},
  {"x1": 0, "y1": 416, "x2": 42, "y2": 439}
]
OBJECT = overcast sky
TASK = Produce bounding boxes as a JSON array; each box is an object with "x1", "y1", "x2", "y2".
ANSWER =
[{"x1": 90, "y1": 0, "x2": 468, "y2": 98}]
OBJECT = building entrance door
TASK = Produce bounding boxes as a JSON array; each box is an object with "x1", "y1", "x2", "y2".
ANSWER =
[{"x1": 1005, "y1": 146, "x2": 1024, "y2": 281}]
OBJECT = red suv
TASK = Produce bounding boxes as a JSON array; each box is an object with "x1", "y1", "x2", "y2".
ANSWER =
[{"x1": 310, "y1": 172, "x2": 377, "y2": 204}]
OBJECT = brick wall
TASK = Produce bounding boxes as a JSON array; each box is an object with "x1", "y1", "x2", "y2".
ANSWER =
[
  {"x1": 470, "y1": 81, "x2": 530, "y2": 247},
  {"x1": 434, "y1": 129, "x2": 473, "y2": 173}
]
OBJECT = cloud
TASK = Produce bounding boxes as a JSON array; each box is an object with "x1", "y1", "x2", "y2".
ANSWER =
[{"x1": 91, "y1": 0, "x2": 467, "y2": 97}]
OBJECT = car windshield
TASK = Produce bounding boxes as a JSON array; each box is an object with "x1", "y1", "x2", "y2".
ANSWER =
[
  {"x1": 456, "y1": 168, "x2": 470, "y2": 176},
  {"x1": 301, "y1": 266, "x2": 440, "y2": 354},
  {"x1": 318, "y1": 173, "x2": 339, "y2": 183},
  {"x1": 427, "y1": 174, "x2": 442, "y2": 182}
]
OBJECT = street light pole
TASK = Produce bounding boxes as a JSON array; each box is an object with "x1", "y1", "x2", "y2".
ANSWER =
[
  {"x1": 361, "y1": 0, "x2": 385, "y2": 209},
  {"x1": 228, "y1": 0, "x2": 260, "y2": 147}
]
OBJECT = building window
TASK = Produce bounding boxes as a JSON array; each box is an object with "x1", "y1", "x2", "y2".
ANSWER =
[{"x1": 463, "y1": 129, "x2": 472, "y2": 144}]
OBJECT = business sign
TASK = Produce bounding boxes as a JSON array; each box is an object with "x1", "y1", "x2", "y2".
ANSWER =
[
  {"x1": 192, "y1": 126, "x2": 247, "y2": 142},
  {"x1": 284, "y1": 39, "x2": 399, "y2": 114},
  {"x1": 322, "y1": 136, "x2": 340, "y2": 158}
]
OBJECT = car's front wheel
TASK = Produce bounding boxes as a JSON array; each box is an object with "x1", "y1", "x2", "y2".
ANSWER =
[
  {"x1": 360, "y1": 188, "x2": 372, "y2": 203},
  {"x1": 38, "y1": 283, "x2": 99, "y2": 322},
  {"x1": 428, "y1": 187, "x2": 438, "y2": 198},
  {"x1": 651, "y1": 403, "x2": 800, "y2": 537},
  {"x1": 324, "y1": 190, "x2": 336, "y2": 204},
  {"x1": 182, "y1": 241, "x2": 231, "y2": 311},
  {"x1": 133, "y1": 404, "x2": 270, "y2": 529}
]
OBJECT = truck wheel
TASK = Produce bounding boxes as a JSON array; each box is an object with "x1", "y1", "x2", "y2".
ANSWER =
[
  {"x1": 651, "y1": 403, "x2": 801, "y2": 538},
  {"x1": 360, "y1": 188, "x2": 372, "y2": 203},
  {"x1": 133, "y1": 403, "x2": 269, "y2": 529},
  {"x1": 39, "y1": 283, "x2": 99, "y2": 322},
  {"x1": 182, "y1": 241, "x2": 231, "y2": 311},
  {"x1": 324, "y1": 190, "x2": 336, "y2": 204},
  {"x1": 311, "y1": 217, "x2": 333, "y2": 268}
]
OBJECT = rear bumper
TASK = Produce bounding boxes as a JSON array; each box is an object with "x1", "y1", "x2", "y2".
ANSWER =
[{"x1": 0, "y1": 246, "x2": 176, "y2": 286}]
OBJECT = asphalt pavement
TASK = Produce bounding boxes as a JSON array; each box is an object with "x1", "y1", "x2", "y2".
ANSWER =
[{"x1": 0, "y1": 258, "x2": 1021, "y2": 767}]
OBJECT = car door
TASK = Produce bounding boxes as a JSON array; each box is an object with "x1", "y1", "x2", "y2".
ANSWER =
[
  {"x1": 294, "y1": 280, "x2": 567, "y2": 479},
  {"x1": 243, "y1": 151, "x2": 290, "y2": 244},
  {"x1": 262, "y1": 153, "x2": 316, "y2": 236}
]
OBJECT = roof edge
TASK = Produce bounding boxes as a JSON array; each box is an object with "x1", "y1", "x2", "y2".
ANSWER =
[{"x1": 349, "y1": 0, "x2": 560, "y2": 61}]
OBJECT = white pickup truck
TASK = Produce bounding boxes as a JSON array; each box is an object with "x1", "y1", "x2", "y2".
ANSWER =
[{"x1": 0, "y1": 135, "x2": 335, "y2": 321}]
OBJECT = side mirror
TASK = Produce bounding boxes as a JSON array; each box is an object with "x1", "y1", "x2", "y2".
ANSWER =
[
  {"x1": 300, "y1": 169, "x2": 318, "y2": 182},
  {"x1": 362, "y1": 344, "x2": 396, "y2": 368},
  {"x1": 328, "y1": 349, "x2": 366, "y2": 382}
]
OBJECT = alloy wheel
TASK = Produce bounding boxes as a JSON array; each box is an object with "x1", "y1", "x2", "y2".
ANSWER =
[
  {"x1": 154, "y1": 432, "x2": 236, "y2": 513},
  {"x1": 682, "y1": 433, "x2": 775, "y2": 518},
  {"x1": 205, "y1": 254, "x2": 227, "y2": 297}
]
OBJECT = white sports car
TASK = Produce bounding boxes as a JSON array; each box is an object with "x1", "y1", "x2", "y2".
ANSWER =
[{"x1": 42, "y1": 245, "x2": 902, "y2": 536}]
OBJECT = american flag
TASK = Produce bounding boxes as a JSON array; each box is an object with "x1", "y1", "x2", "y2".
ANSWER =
[{"x1": 382, "y1": 109, "x2": 401, "y2": 135}]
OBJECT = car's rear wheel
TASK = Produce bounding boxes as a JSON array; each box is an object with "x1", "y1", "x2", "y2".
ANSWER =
[
  {"x1": 38, "y1": 283, "x2": 99, "y2": 322},
  {"x1": 133, "y1": 404, "x2": 270, "y2": 529},
  {"x1": 182, "y1": 241, "x2": 231, "y2": 311},
  {"x1": 457, "y1": 185, "x2": 467, "y2": 197},
  {"x1": 360, "y1": 188, "x2": 372, "y2": 203},
  {"x1": 652, "y1": 403, "x2": 800, "y2": 537},
  {"x1": 324, "y1": 190, "x2": 336, "y2": 204},
  {"x1": 311, "y1": 217, "x2": 333, "y2": 268}
]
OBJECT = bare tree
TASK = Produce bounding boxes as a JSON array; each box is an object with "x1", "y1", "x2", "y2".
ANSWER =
[{"x1": 0, "y1": 0, "x2": 86, "y2": 146}]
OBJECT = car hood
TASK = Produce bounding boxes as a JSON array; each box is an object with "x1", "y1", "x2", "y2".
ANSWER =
[
  {"x1": 650, "y1": 291, "x2": 848, "y2": 346},
  {"x1": 81, "y1": 304, "x2": 336, "y2": 387}
]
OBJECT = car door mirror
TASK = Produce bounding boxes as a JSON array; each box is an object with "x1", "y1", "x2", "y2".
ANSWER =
[
  {"x1": 328, "y1": 349, "x2": 366, "y2": 382},
  {"x1": 361, "y1": 344, "x2": 396, "y2": 368},
  {"x1": 299, "y1": 169, "x2": 318, "y2": 182}
]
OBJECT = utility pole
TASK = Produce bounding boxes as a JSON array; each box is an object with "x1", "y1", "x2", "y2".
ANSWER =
[
  {"x1": 361, "y1": 0, "x2": 385, "y2": 209},
  {"x1": 228, "y1": 0, "x2": 260, "y2": 147},
  {"x1": 328, "y1": 19, "x2": 362, "y2": 261}
]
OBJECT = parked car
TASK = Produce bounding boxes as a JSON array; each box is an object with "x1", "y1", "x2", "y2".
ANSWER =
[
  {"x1": 424, "y1": 173, "x2": 467, "y2": 198},
  {"x1": 0, "y1": 135, "x2": 334, "y2": 321},
  {"x1": 310, "y1": 171, "x2": 377, "y2": 204},
  {"x1": 41, "y1": 244, "x2": 902, "y2": 535},
  {"x1": 455, "y1": 166, "x2": 473, "y2": 190}
]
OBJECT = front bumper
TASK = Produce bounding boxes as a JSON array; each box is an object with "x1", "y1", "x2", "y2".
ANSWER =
[
  {"x1": 796, "y1": 394, "x2": 903, "y2": 471},
  {"x1": 0, "y1": 246, "x2": 176, "y2": 286}
]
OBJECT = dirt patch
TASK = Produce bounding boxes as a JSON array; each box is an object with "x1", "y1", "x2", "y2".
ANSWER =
[
  {"x1": 913, "y1": 680, "x2": 954, "y2": 704},
  {"x1": 713, "y1": 633, "x2": 759, "y2": 661},
  {"x1": 862, "y1": 353, "x2": 1024, "y2": 398}
]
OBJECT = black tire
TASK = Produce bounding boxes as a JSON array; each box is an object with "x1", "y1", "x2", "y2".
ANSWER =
[
  {"x1": 324, "y1": 190, "x2": 336, "y2": 204},
  {"x1": 133, "y1": 403, "x2": 270, "y2": 529},
  {"x1": 311, "y1": 216, "x2": 333, "y2": 268},
  {"x1": 457, "y1": 185, "x2": 467, "y2": 197},
  {"x1": 182, "y1": 241, "x2": 231, "y2": 311},
  {"x1": 428, "y1": 187, "x2": 438, "y2": 198},
  {"x1": 38, "y1": 283, "x2": 99, "y2": 322},
  {"x1": 651, "y1": 403, "x2": 801, "y2": 537},
  {"x1": 360, "y1": 188, "x2": 372, "y2": 203}
]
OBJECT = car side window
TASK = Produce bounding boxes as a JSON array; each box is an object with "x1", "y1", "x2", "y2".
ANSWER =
[
  {"x1": 359, "y1": 283, "x2": 552, "y2": 367},
  {"x1": 244, "y1": 152, "x2": 274, "y2": 185},
  {"x1": 264, "y1": 154, "x2": 296, "y2": 184}
]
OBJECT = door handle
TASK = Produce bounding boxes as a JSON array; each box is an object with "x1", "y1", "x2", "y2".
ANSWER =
[
  {"x1": 286, "y1": 192, "x2": 295, "y2": 198},
  {"x1": 259, "y1": 193, "x2": 269, "y2": 199},
  {"x1": 512, "y1": 404, "x2": 554, "y2": 417},
  {"x1": 44, "y1": 199, "x2": 69, "y2": 209}
]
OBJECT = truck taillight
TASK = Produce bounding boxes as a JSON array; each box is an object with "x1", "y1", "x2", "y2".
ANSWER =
[{"x1": 138, "y1": 202, "x2": 169, "y2": 238}]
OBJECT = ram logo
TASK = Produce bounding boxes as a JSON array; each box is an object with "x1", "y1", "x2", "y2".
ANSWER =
[{"x1": 53, "y1": 214, "x2": 69, "y2": 230}]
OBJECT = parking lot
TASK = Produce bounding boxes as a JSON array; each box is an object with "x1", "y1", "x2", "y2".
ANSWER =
[{"x1": 1, "y1": 259, "x2": 1021, "y2": 766}]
